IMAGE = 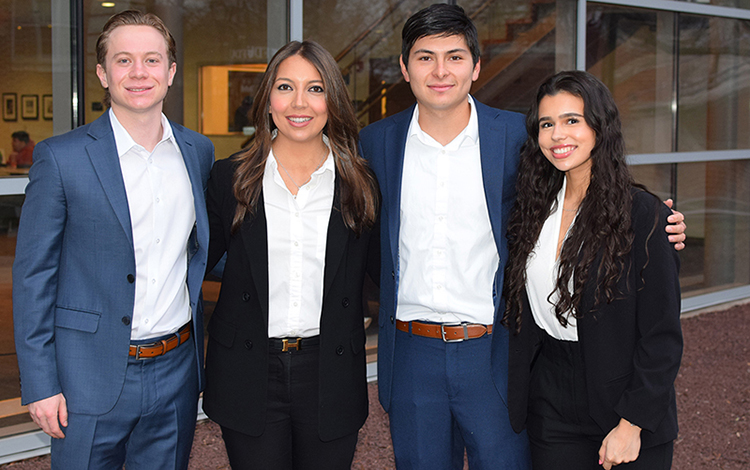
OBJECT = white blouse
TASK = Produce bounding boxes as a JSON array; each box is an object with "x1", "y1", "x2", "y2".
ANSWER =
[
  {"x1": 263, "y1": 140, "x2": 335, "y2": 339},
  {"x1": 525, "y1": 178, "x2": 579, "y2": 341}
]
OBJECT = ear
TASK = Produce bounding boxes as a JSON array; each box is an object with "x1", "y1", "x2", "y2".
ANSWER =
[
  {"x1": 96, "y1": 63, "x2": 108, "y2": 89},
  {"x1": 472, "y1": 58, "x2": 481, "y2": 82},
  {"x1": 399, "y1": 55, "x2": 410, "y2": 83},
  {"x1": 168, "y1": 62, "x2": 177, "y2": 87}
]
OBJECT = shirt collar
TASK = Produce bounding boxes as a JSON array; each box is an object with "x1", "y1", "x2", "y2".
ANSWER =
[
  {"x1": 407, "y1": 95, "x2": 479, "y2": 148},
  {"x1": 266, "y1": 132, "x2": 335, "y2": 176},
  {"x1": 109, "y1": 108, "x2": 177, "y2": 158}
]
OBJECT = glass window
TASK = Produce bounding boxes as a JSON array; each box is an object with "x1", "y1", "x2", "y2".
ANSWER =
[
  {"x1": 586, "y1": 4, "x2": 676, "y2": 155},
  {"x1": 678, "y1": 14, "x2": 750, "y2": 151},
  {"x1": 673, "y1": 0, "x2": 750, "y2": 9},
  {"x1": 633, "y1": 161, "x2": 750, "y2": 297}
]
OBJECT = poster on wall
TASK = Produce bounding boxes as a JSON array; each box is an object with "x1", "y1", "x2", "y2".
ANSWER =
[
  {"x1": 21, "y1": 95, "x2": 38, "y2": 120},
  {"x1": 2, "y1": 93, "x2": 17, "y2": 121},
  {"x1": 42, "y1": 95, "x2": 53, "y2": 120}
]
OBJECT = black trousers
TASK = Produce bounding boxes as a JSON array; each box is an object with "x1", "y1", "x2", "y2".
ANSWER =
[
  {"x1": 220, "y1": 339, "x2": 358, "y2": 470},
  {"x1": 527, "y1": 329, "x2": 673, "y2": 470}
]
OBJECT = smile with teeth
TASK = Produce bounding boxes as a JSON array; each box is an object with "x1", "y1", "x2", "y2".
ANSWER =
[
  {"x1": 552, "y1": 146, "x2": 576, "y2": 155},
  {"x1": 127, "y1": 87, "x2": 151, "y2": 92},
  {"x1": 288, "y1": 117, "x2": 312, "y2": 123}
]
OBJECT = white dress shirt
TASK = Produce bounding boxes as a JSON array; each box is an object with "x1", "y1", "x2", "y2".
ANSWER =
[
  {"x1": 525, "y1": 178, "x2": 578, "y2": 341},
  {"x1": 110, "y1": 109, "x2": 195, "y2": 340},
  {"x1": 264, "y1": 141, "x2": 335, "y2": 338},
  {"x1": 397, "y1": 97, "x2": 498, "y2": 325}
]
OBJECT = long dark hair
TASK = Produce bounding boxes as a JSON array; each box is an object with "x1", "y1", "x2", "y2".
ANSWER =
[
  {"x1": 231, "y1": 40, "x2": 378, "y2": 236},
  {"x1": 503, "y1": 70, "x2": 635, "y2": 331}
]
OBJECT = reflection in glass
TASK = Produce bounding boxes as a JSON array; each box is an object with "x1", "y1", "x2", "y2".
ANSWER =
[
  {"x1": 678, "y1": 14, "x2": 750, "y2": 151},
  {"x1": 586, "y1": 5, "x2": 675, "y2": 155},
  {"x1": 0, "y1": 195, "x2": 29, "y2": 430},
  {"x1": 631, "y1": 161, "x2": 750, "y2": 297}
]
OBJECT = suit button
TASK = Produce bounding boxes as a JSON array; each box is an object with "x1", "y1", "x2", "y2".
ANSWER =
[
  {"x1": 242, "y1": 292, "x2": 251, "y2": 302},
  {"x1": 391, "y1": 271, "x2": 395, "y2": 279},
  {"x1": 127, "y1": 274, "x2": 135, "y2": 283},
  {"x1": 122, "y1": 316, "x2": 131, "y2": 326},
  {"x1": 336, "y1": 345, "x2": 344, "y2": 356},
  {"x1": 390, "y1": 316, "x2": 394, "y2": 324},
  {"x1": 341, "y1": 297, "x2": 350, "y2": 308},
  {"x1": 244, "y1": 340, "x2": 253, "y2": 350}
]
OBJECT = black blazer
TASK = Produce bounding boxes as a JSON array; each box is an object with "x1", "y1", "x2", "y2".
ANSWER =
[
  {"x1": 202, "y1": 158, "x2": 379, "y2": 441},
  {"x1": 508, "y1": 189, "x2": 683, "y2": 449}
]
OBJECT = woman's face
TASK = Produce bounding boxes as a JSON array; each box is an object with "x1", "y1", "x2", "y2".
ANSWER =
[
  {"x1": 269, "y1": 54, "x2": 328, "y2": 147},
  {"x1": 537, "y1": 91, "x2": 595, "y2": 180}
]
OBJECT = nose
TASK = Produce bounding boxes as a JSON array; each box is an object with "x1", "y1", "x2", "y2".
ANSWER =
[
  {"x1": 129, "y1": 60, "x2": 148, "y2": 78},
  {"x1": 550, "y1": 122, "x2": 566, "y2": 141},
  {"x1": 434, "y1": 59, "x2": 448, "y2": 78},
  {"x1": 291, "y1": 89, "x2": 306, "y2": 108}
]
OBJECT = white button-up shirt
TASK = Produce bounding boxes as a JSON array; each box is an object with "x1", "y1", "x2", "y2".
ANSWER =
[
  {"x1": 110, "y1": 109, "x2": 195, "y2": 340},
  {"x1": 397, "y1": 97, "x2": 498, "y2": 325},
  {"x1": 526, "y1": 177, "x2": 578, "y2": 341},
  {"x1": 264, "y1": 142, "x2": 335, "y2": 338}
]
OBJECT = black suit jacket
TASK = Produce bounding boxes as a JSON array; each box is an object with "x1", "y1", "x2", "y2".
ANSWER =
[
  {"x1": 508, "y1": 189, "x2": 683, "y2": 449},
  {"x1": 202, "y1": 158, "x2": 379, "y2": 441}
]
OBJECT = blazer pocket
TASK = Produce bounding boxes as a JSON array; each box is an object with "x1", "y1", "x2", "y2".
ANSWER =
[
  {"x1": 207, "y1": 315, "x2": 237, "y2": 349},
  {"x1": 350, "y1": 328, "x2": 366, "y2": 355},
  {"x1": 54, "y1": 306, "x2": 101, "y2": 333}
]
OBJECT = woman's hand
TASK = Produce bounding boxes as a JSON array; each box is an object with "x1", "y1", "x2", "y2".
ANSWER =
[{"x1": 598, "y1": 418, "x2": 641, "y2": 469}]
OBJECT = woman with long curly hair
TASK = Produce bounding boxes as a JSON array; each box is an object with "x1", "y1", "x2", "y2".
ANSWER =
[
  {"x1": 504, "y1": 71, "x2": 682, "y2": 469},
  {"x1": 201, "y1": 40, "x2": 379, "y2": 469}
]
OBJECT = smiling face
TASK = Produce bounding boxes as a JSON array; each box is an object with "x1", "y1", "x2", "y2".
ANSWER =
[
  {"x1": 95, "y1": 25, "x2": 176, "y2": 120},
  {"x1": 538, "y1": 91, "x2": 596, "y2": 181},
  {"x1": 269, "y1": 54, "x2": 328, "y2": 147},
  {"x1": 400, "y1": 34, "x2": 480, "y2": 115}
]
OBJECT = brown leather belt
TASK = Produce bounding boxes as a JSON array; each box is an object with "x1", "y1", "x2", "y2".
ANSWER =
[
  {"x1": 129, "y1": 322, "x2": 191, "y2": 359},
  {"x1": 396, "y1": 320, "x2": 492, "y2": 342}
]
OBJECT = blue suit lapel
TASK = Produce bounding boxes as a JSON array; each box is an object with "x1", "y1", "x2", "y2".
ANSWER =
[
  {"x1": 173, "y1": 122, "x2": 209, "y2": 252},
  {"x1": 383, "y1": 105, "x2": 413, "y2": 274},
  {"x1": 476, "y1": 101, "x2": 507, "y2": 254},
  {"x1": 86, "y1": 112, "x2": 133, "y2": 246}
]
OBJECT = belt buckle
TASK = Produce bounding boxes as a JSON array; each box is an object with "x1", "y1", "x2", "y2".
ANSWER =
[
  {"x1": 282, "y1": 338, "x2": 302, "y2": 352},
  {"x1": 134, "y1": 344, "x2": 148, "y2": 360},
  {"x1": 440, "y1": 322, "x2": 468, "y2": 342}
]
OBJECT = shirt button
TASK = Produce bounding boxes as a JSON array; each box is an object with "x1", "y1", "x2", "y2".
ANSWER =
[
  {"x1": 151, "y1": 279, "x2": 156, "y2": 284},
  {"x1": 295, "y1": 212, "x2": 300, "y2": 217},
  {"x1": 293, "y1": 302, "x2": 298, "y2": 307},
  {"x1": 156, "y1": 238, "x2": 161, "y2": 244},
  {"x1": 437, "y1": 285, "x2": 442, "y2": 290},
  {"x1": 156, "y1": 198, "x2": 160, "y2": 203},
  {"x1": 294, "y1": 241, "x2": 299, "y2": 246},
  {"x1": 144, "y1": 319, "x2": 149, "y2": 324}
]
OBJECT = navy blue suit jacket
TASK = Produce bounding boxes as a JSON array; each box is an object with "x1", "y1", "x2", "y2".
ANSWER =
[
  {"x1": 359, "y1": 99, "x2": 526, "y2": 412},
  {"x1": 13, "y1": 111, "x2": 214, "y2": 414}
]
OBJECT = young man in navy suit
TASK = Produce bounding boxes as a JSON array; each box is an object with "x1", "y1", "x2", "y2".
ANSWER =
[
  {"x1": 359, "y1": 4, "x2": 686, "y2": 469},
  {"x1": 13, "y1": 10, "x2": 214, "y2": 469}
]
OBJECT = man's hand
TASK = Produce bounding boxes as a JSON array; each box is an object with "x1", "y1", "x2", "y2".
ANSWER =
[
  {"x1": 663, "y1": 199, "x2": 686, "y2": 251},
  {"x1": 28, "y1": 393, "x2": 68, "y2": 439},
  {"x1": 598, "y1": 418, "x2": 641, "y2": 469}
]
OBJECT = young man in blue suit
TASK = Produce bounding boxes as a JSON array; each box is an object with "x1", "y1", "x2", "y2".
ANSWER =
[
  {"x1": 359, "y1": 4, "x2": 686, "y2": 469},
  {"x1": 13, "y1": 10, "x2": 214, "y2": 469}
]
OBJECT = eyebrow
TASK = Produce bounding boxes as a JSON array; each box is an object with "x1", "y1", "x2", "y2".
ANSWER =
[
  {"x1": 412, "y1": 48, "x2": 469, "y2": 56},
  {"x1": 539, "y1": 112, "x2": 584, "y2": 121},
  {"x1": 274, "y1": 77, "x2": 324, "y2": 85}
]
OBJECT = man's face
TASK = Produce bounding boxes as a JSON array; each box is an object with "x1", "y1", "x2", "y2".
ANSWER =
[
  {"x1": 11, "y1": 138, "x2": 23, "y2": 152},
  {"x1": 400, "y1": 34, "x2": 480, "y2": 115},
  {"x1": 95, "y1": 25, "x2": 176, "y2": 119}
]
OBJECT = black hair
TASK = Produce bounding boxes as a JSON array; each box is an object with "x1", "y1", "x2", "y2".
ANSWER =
[
  {"x1": 401, "y1": 4, "x2": 480, "y2": 68},
  {"x1": 504, "y1": 70, "x2": 638, "y2": 331},
  {"x1": 11, "y1": 131, "x2": 30, "y2": 143}
]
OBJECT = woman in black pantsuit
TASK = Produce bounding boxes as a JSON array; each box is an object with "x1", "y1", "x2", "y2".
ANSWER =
[
  {"x1": 504, "y1": 71, "x2": 683, "y2": 469},
  {"x1": 202, "y1": 41, "x2": 379, "y2": 470}
]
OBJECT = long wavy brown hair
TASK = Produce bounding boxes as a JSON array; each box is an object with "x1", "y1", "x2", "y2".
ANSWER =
[
  {"x1": 230, "y1": 41, "x2": 378, "y2": 236},
  {"x1": 503, "y1": 71, "x2": 640, "y2": 332}
]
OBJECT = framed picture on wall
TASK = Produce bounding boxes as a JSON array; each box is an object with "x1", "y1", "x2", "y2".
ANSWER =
[
  {"x1": 42, "y1": 95, "x2": 53, "y2": 120},
  {"x1": 2, "y1": 93, "x2": 17, "y2": 121},
  {"x1": 21, "y1": 95, "x2": 38, "y2": 120}
]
